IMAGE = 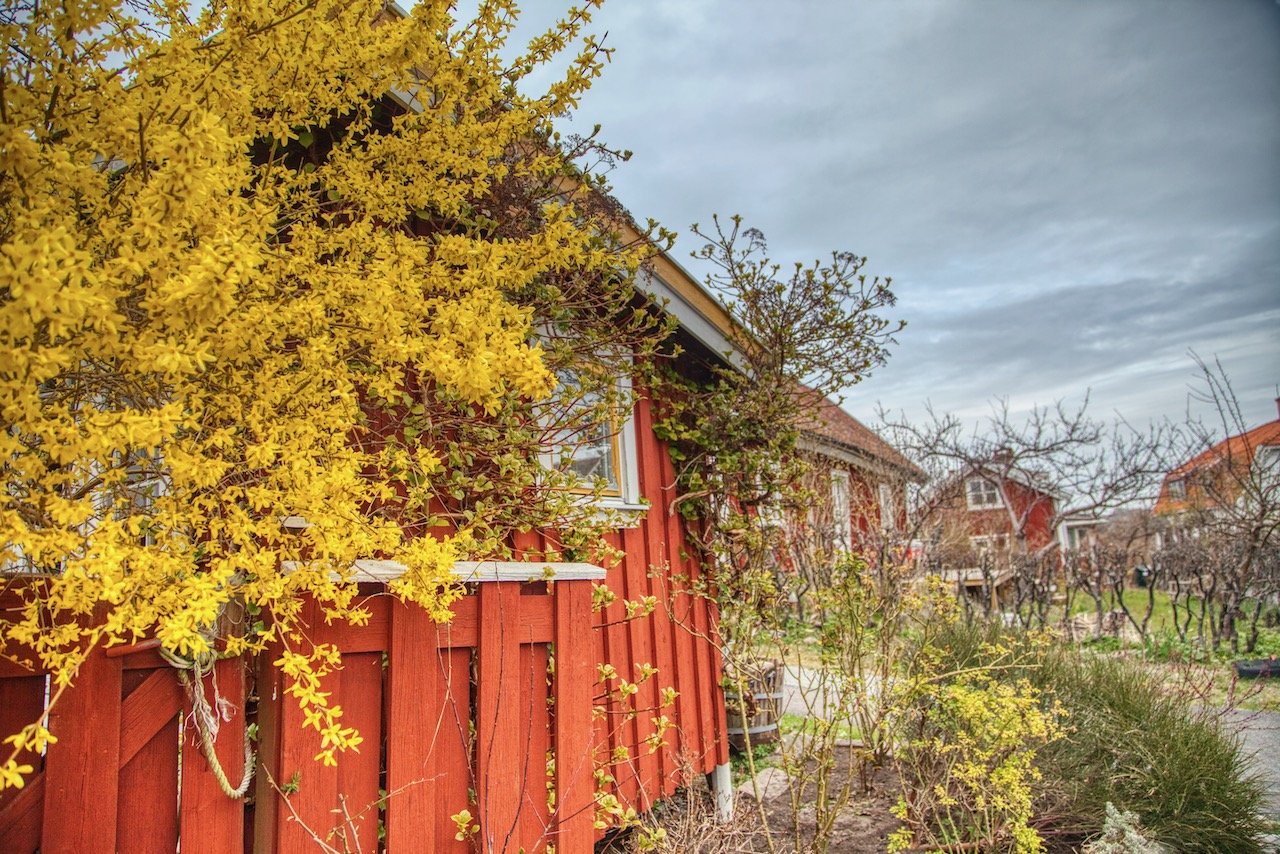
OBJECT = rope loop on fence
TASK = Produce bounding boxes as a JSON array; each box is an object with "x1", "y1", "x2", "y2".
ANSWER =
[{"x1": 163, "y1": 646, "x2": 256, "y2": 799}]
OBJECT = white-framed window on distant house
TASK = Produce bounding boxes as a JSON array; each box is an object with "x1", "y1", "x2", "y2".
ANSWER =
[
  {"x1": 1166, "y1": 477, "x2": 1186, "y2": 500},
  {"x1": 878, "y1": 482, "x2": 896, "y2": 532},
  {"x1": 830, "y1": 469, "x2": 853, "y2": 551},
  {"x1": 547, "y1": 370, "x2": 643, "y2": 510},
  {"x1": 1255, "y1": 446, "x2": 1280, "y2": 487},
  {"x1": 966, "y1": 476, "x2": 1002, "y2": 510}
]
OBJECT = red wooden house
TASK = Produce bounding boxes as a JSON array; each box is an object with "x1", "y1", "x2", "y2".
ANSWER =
[
  {"x1": 795, "y1": 389, "x2": 925, "y2": 553},
  {"x1": 922, "y1": 452, "x2": 1062, "y2": 606},
  {"x1": 0, "y1": 212, "x2": 743, "y2": 850}
]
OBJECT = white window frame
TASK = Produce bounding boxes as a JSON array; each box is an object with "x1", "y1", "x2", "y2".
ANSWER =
[
  {"x1": 1255, "y1": 446, "x2": 1280, "y2": 480},
  {"x1": 966, "y1": 476, "x2": 1002, "y2": 510},
  {"x1": 830, "y1": 470, "x2": 853, "y2": 551},
  {"x1": 1166, "y1": 477, "x2": 1186, "y2": 500},
  {"x1": 544, "y1": 373, "x2": 645, "y2": 513},
  {"x1": 878, "y1": 482, "x2": 896, "y2": 532},
  {"x1": 969, "y1": 534, "x2": 1006, "y2": 553}
]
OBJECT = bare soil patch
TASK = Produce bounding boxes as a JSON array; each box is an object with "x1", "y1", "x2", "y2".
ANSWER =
[{"x1": 601, "y1": 750, "x2": 902, "y2": 853}]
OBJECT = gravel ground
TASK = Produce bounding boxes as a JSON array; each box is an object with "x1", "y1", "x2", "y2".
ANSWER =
[{"x1": 1221, "y1": 708, "x2": 1280, "y2": 849}]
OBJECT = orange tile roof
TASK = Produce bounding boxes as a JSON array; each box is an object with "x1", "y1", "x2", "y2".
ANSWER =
[
  {"x1": 1168, "y1": 419, "x2": 1280, "y2": 478},
  {"x1": 1155, "y1": 417, "x2": 1280, "y2": 514}
]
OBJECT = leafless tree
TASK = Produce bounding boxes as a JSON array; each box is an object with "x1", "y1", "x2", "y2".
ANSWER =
[
  {"x1": 1154, "y1": 357, "x2": 1280, "y2": 653},
  {"x1": 882, "y1": 397, "x2": 1175, "y2": 552}
]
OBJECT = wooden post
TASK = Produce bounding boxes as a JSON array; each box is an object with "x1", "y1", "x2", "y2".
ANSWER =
[{"x1": 475, "y1": 581, "x2": 521, "y2": 852}]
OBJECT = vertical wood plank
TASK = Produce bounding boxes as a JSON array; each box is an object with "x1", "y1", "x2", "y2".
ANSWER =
[
  {"x1": 553, "y1": 580, "x2": 596, "y2": 852},
  {"x1": 660, "y1": 446, "x2": 715, "y2": 773},
  {"x1": 476, "y1": 581, "x2": 521, "y2": 852},
  {"x1": 0, "y1": 673, "x2": 46, "y2": 851},
  {"x1": 517, "y1": 642, "x2": 551, "y2": 852},
  {"x1": 42, "y1": 645, "x2": 121, "y2": 853},
  {"x1": 116, "y1": 671, "x2": 180, "y2": 853},
  {"x1": 687, "y1": 551, "x2": 721, "y2": 772},
  {"x1": 336, "y1": 652, "x2": 383, "y2": 854},
  {"x1": 432, "y1": 645, "x2": 475, "y2": 854},
  {"x1": 601, "y1": 531, "x2": 640, "y2": 808},
  {"x1": 621, "y1": 525, "x2": 659, "y2": 805},
  {"x1": 0, "y1": 673, "x2": 46, "y2": 849},
  {"x1": 705, "y1": 596, "x2": 730, "y2": 767},
  {"x1": 635, "y1": 395, "x2": 679, "y2": 793},
  {"x1": 386, "y1": 599, "x2": 437, "y2": 851},
  {"x1": 180, "y1": 658, "x2": 247, "y2": 854},
  {"x1": 252, "y1": 643, "x2": 285, "y2": 854}
]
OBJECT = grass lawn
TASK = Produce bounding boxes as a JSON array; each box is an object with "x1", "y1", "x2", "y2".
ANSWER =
[{"x1": 1062, "y1": 585, "x2": 1181, "y2": 634}]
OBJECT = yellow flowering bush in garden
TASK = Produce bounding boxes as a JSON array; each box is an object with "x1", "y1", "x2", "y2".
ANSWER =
[
  {"x1": 890, "y1": 672, "x2": 1066, "y2": 854},
  {"x1": 0, "y1": 0, "x2": 656, "y2": 787}
]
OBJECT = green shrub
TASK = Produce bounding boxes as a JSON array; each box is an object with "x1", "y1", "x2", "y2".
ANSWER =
[{"x1": 917, "y1": 620, "x2": 1270, "y2": 853}]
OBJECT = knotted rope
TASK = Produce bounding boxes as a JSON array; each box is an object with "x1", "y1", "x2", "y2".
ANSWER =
[{"x1": 162, "y1": 646, "x2": 256, "y2": 799}]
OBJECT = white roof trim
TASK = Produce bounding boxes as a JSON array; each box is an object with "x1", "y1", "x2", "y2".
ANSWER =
[
  {"x1": 637, "y1": 267, "x2": 745, "y2": 369},
  {"x1": 281, "y1": 558, "x2": 606, "y2": 583}
]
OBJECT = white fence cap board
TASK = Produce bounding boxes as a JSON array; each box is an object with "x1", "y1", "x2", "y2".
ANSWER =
[{"x1": 281, "y1": 559, "x2": 606, "y2": 583}]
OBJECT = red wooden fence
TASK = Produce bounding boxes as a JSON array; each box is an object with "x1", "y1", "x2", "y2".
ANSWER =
[
  {"x1": 0, "y1": 623, "x2": 248, "y2": 853},
  {"x1": 0, "y1": 575, "x2": 603, "y2": 853},
  {"x1": 0, "y1": 428, "x2": 732, "y2": 854}
]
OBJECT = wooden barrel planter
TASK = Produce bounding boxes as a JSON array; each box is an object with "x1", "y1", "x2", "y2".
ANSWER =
[{"x1": 725, "y1": 660, "x2": 785, "y2": 752}]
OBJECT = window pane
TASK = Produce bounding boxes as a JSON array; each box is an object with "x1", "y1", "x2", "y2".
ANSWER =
[
  {"x1": 567, "y1": 420, "x2": 618, "y2": 492},
  {"x1": 555, "y1": 373, "x2": 621, "y2": 495}
]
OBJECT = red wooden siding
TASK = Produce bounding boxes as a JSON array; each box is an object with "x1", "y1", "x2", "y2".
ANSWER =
[{"x1": 591, "y1": 394, "x2": 727, "y2": 814}]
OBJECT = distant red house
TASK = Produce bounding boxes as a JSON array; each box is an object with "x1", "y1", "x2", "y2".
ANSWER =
[
  {"x1": 933, "y1": 453, "x2": 1060, "y2": 554},
  {"x1": 921, "y1": 452, "x2": 1063, "y2": 606}
]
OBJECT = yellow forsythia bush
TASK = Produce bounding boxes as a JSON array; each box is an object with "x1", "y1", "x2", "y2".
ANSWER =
[
  {"x1": 0, "y1": 0, "x2": 634, "y2": 786},
  {"x1": 890, "y1": 675, "x2": 1065, "y2": 854}
]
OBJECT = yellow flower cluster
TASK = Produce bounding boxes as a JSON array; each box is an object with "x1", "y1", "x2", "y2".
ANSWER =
[{"x1": 1, "y1": 0, "x2": 626, "y2": 787}]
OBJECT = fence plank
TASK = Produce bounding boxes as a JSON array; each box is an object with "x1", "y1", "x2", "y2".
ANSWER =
[
  {"x1": 41, "y1": 646, "x2": 122, "y2": 853},
  {"x1": 252, "y1": 645, "x2": 285, "y2": 854},
  {"x1": 118, "y1": 669, "x2": 181, "y2": 766},
  {"x1": 180, "y1": 658, "x2": 248, "y2": 854},
  {"x1": 431, "y1": 646, "x2": 475, "y2": 854},
  {"x1": 0, "y1": 672, "x2": 45, "y2": 850},
  {"x1": 475, "y1": 581, "x2": 521, "y2": 852},
  {"x1": 116, "y1": 670, "x2": 180, "y2": 853},
  {"x1": 385, "y1": 599, "x2": 437, "y2": 850},
  {"x1": 0, "y1": 776, "x2": 42, "y2": 852},
  {"x1": 517, "y1": 641, "x2": 552, "y2": 851},
  {"x1": 552, "y1": 579, "x2": 596, "y2": 852},
  {"x1": 336, "y1": 652, "x2": 383, "y2": 853}
]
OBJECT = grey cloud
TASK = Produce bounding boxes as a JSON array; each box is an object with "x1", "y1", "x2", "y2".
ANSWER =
[{"x1": 559, "y1": 0, "x2": 1280, "y2": 427}]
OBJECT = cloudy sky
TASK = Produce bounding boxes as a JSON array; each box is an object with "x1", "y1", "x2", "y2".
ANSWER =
[{"x1": 530, "y1": 0, "x2": 1280, "y2": 431}]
